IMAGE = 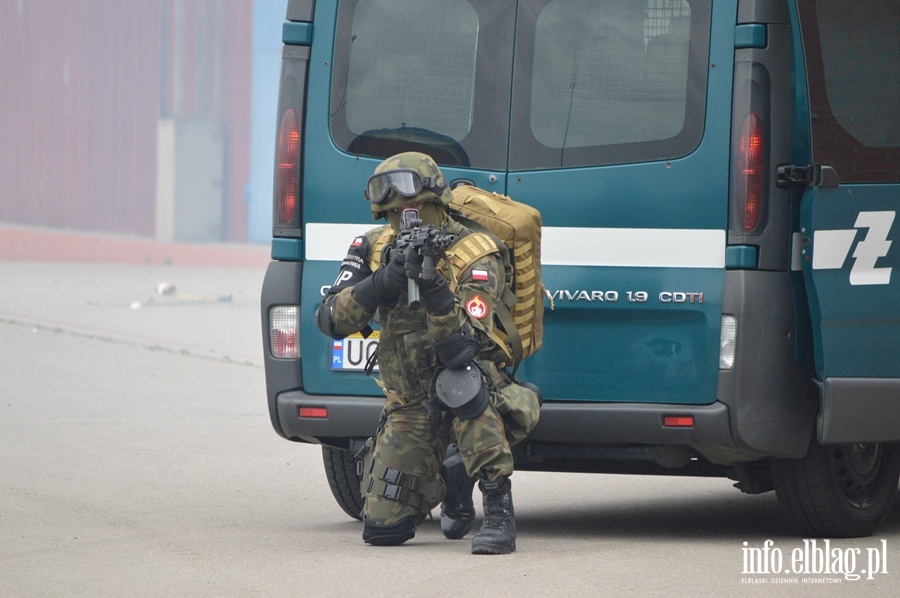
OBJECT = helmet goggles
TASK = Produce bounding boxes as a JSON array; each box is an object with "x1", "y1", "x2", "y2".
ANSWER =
[{"x1": 365, "y1": 168, "x2": 446, "y2": 204}]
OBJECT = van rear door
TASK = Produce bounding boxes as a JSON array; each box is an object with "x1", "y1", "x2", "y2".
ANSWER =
[
  {"x1": 300, "y1": 0, "x2": 516, "y2": 397},
  {"x1": 795, "y1": 0, "x2": 900, "y2": 442},
  {"x1": 507, "y1": 0, "x2": 727, "y2": 406}
]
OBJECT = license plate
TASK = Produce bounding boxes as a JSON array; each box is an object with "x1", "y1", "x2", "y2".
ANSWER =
[{"x1": 331, "y1": 331, "x2": 380, "y2": 371}]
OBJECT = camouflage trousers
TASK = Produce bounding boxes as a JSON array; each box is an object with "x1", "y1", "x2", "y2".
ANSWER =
[{"x1": 363, "y1": 361, "x2": 540, "y2": 527}]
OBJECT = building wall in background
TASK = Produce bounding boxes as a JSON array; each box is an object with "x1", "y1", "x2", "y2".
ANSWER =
[
  {"x1": 160, "y1": 0, "x2": 253, "y2": 241},
  {"x1": 0, "y1": 0, "x2": 252, "y2": 242},
  {"x1": 248, "y1": 0, "x2": 288, "y2": 243}
]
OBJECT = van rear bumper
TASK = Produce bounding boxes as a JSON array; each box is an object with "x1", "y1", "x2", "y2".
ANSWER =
[{"x1": 275, "y1": 391, "x2": 736, "y2": 451}]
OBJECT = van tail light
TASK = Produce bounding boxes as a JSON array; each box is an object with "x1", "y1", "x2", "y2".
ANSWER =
[
  {"x1": 270, "y1": 306, "x2": 299, "y2": 359},
  {"x1": 729, "y1": 60, "x2": 770, "y2": 238},
  {"x1": 735, "y1": 112, "x2": 765, "y2": 232},
  {"x1": 276, "y1": 108, "x2": 300, "y2": 226}
]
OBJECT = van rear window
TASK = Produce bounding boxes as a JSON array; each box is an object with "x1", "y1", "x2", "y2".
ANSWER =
[
  {"x1": 330, "y1": 0, "x2": 514, "y2": 169},
  {"x1": 511, "y1": 0, "x2": 710, "y2": 169},
  {"x1": 345, "y1": 0, "x2": 478, "y2": 145},
  {"x1": 329, "y1": 0, "x2": 710, "y2": 171}
]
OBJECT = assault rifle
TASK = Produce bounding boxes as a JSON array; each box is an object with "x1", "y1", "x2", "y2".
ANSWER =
[{"x1": 395, "y1": 208, "x2": 457, "y2": 308}]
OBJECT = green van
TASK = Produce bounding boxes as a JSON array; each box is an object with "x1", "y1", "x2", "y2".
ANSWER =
[{"x1": 261, "y1": 0, "x2": 900, "y2": 537}]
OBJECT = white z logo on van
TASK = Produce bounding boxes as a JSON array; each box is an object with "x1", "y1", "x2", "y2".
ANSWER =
[{"x1": 812, "y1": 211, "x2": 894, "y2": 285}]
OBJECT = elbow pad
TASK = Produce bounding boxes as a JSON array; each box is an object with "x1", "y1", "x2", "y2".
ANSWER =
[{"x1": 433, "y1": 323, "x2": 479, "y2": 369}]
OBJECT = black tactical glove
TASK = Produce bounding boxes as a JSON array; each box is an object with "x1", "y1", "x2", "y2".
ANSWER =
[
  {"x1": 418, "y1": 273, "x2": 453, "y2": 315},
  {"x1": 403, "y1": 247, "x2": 425, "y2": 281},
  {"x1": 405, "y1": 247, "x2": 453, "y2": 314},
  {"x1": 353, "y1": 250, "x2": 407, "y2": 312}
]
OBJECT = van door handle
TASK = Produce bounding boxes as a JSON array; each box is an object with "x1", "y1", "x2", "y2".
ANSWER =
[{"x1": 776, "y1": 164, "x2": 840, "y2": 188}]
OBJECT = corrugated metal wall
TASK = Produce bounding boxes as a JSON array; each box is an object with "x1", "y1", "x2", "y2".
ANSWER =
[{"x1": 0, "y1": 0, "x2": 251, "y2": 241}]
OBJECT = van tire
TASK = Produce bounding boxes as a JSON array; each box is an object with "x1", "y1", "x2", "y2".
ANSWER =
[
  {"x1": 322, "y1": 446, "x2": 364, "y2": 521},
  {"x1": 770, "y1": 439, "x2": 900, "y2": 538}
]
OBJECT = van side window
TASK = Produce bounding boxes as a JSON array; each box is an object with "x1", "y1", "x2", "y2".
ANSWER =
[{"x1": 799, "y1": 0, "x2": 900, "y2": 183}]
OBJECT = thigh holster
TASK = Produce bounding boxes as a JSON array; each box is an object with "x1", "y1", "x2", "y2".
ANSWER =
[{"x1": 365, "y1": 463, "x2": 443, "y2": 514}]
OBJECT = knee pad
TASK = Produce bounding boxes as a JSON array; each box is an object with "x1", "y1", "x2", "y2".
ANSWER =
[
  {"x1": 433, "y1": 365, "x2": 489, "y2": 420},
  {"x1": 362, "y1": 515, "x2": 416, "y2": 546}
]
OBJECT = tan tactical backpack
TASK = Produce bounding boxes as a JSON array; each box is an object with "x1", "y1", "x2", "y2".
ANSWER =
[{"x1": 447, "y1": 185, "x2": 544, "y2": 366}]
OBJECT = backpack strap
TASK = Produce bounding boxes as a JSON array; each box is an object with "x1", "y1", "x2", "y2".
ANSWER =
[
  {"x1": 445, "y1": 232, "x2": 500, "y2": 290},
  {"x1": 493, "y1": 301, "x2": 524, "y2": 371}
]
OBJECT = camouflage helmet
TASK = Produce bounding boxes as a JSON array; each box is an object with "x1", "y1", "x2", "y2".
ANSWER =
[{"x1": 365, "y1": 152, "x2": 453, "y2": 220}]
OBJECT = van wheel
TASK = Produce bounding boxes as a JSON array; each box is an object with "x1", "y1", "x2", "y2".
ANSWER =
[
  {"x1": 322, "y1": 446, "x2": 364, "y2": 520},
  {"x1": 770, "y1": 439, "x2": 900, "y2": 537}
]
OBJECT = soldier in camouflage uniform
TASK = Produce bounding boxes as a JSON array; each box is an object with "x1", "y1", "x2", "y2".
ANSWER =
[{"x1": 315, "y1": 152, "x2": 541, "y2": 554}]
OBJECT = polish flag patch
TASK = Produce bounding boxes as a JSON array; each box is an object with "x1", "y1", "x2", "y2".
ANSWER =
[
  {"x1": 471, "y1": 269, "x2": 489, "y2": 282},
  {"x1": 351, "y1": 237, "x2": 364, "y2": 247}
]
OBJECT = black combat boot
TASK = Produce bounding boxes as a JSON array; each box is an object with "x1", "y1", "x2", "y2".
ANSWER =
[
  {"x1": 439, "y1": 444, "x2": 476, "y2": 539},
  {"x1": 471, "y1": 476, "x2": 516, "y2": 554}
]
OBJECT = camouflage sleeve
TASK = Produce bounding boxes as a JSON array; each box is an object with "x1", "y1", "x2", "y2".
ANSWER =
[
  {"x1": 319, "y1": 231, "x2": 380, "y2": 338},
  {"x1": 426, "y1": 251, "x2": 506, "y2": 348},
  {"x1": 326, "y1": 286, "x2": 376, "y2": 337}
]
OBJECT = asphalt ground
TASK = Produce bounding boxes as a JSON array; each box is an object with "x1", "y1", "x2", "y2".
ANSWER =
[{"x1": 1, "y1": 259, "x2": 897, "y2": 597}]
